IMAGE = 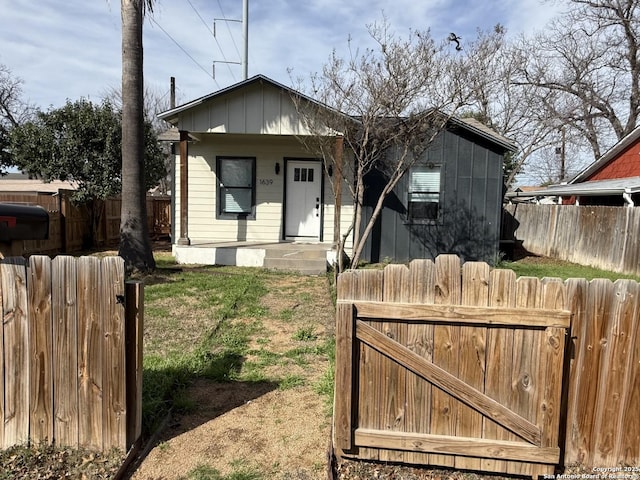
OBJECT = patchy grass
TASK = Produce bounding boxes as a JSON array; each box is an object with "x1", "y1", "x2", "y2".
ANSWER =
[
  {"x1": 181, "y1": 463, "x2": 263, "y2": 480},
  {"x1": 141, "y1": 265, "x2": 270, "y2": 433},
  {"x1": 132, "y1": 253, "x2": 336, "y2": 479},
  {"x1": 500, "y1": 254, "x2": 640, "y2": 282}
]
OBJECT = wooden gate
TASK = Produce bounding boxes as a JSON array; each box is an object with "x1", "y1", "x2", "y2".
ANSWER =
[{"x1": 334, "y1": 255, "x2": 571, "y2": 478}]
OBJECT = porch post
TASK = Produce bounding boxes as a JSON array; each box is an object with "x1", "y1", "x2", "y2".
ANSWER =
[
  {"x1": 177, "y1": 130, "x2": 190, "y2": 245},
  {"x1": 333, "y1": 135, "x2": 344, "y2": 246}
]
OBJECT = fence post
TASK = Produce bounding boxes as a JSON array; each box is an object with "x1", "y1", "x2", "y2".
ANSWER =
[{"x1": 125, "y1": 280, "x2": 144, "y2": 449}]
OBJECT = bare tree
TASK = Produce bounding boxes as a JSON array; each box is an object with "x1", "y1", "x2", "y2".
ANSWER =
[
  {"x1": 514, "y1": 0, "x2": 640, "y2": 162},
  {"x1": 459, "y1": 26, "x2": 561, "y2": 186},
  {"x1": 294, "y1": 20, "x2": 475, "y2": 270},
  {"x1": 0, "y1": 64, "x2": 35, "y2": 170}
]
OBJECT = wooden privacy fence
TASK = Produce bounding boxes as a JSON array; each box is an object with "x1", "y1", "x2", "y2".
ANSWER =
[
  {"x1": 334, "y1": 255, "x2": 640, "y2": 477},
  {"x1": 0, "y1": 255, "x2": 143, "y2": 453},
  {"x1": 503, "y1": 203, "x2": 640, "y2": 276},
  {"x1": 0, "y1": 191, "x2": 171, "y2": 256}
]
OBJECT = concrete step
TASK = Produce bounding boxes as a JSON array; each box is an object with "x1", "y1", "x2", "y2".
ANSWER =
[
  {"x1": 263, "y1": 248, "x2": 328, "y2": 260},
  {"x1": 263, "y1": 256, "x2": 327, "y2": 275}
]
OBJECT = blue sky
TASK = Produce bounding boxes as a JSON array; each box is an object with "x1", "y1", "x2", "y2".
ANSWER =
[{"x1": 0, "y1": 0, "x2": 562, "y2": 112}]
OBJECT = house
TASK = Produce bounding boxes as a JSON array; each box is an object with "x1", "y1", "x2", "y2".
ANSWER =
[
  {"x1": 158, "y1": 75, "x2": 516, "y2": 270},
  {"x1": 157, "y1": 75, "x2": 353, "y2": 273},
  {"x1": 506, "y1": 125, "x2": 640, "y2": 206},
  {"x1": 360, "y1": 117, "x2": 517, "y2": 263}
]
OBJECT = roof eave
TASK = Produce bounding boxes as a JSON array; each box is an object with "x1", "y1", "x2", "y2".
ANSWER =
[{"x1": 449, "y1": 117, "x2": 517, "y2": 153}]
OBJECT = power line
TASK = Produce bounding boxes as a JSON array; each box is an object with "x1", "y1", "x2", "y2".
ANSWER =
[
  {"x1": 186, "y1": 0, "x2": 236, "y2": 81},
  {"x1": 148, "y1": 16, "x2": 220, "y2": 89},
  {"x1": 186, "y1": 0, "x2": 214, "y2": 36},
  {"x1": 216, "y1": 0, "x2": 242, "y2": 61}
]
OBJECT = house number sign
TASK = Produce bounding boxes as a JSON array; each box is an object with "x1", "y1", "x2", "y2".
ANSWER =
[{"x1": 259, "y1": 179, "x2": 274, "y2": 186}]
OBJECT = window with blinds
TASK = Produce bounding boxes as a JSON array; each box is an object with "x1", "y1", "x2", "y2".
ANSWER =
[
  {"x1": 408, "y1": 165, "x2": 441, "y2": 220},
  {"x1": 217, "y1": 157, "x2": 256, "y2": 219}
]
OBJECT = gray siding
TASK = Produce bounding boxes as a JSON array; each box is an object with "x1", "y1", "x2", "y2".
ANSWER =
[{"x1": 362, "y1": 129, "x2": 505, "y2": 263}]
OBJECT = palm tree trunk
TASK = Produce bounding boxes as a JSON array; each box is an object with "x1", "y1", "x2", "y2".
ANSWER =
[{"x1": 119, "y1": 0, "x2": 155, "y2": 273}]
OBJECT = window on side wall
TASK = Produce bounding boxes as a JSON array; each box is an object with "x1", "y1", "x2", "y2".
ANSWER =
[
  {"x1": 217, "y1": 157, "x2": 256, "y2": 219},
  {"x1": 408, "y1": 164, "x2": 440, "y2": 222}
]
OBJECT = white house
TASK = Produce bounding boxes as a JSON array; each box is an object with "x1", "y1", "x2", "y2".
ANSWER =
[{"x1": 158, "y1": 75, "x2": 353, "y2": 272}]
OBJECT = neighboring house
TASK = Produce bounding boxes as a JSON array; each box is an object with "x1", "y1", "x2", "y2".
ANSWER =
[
  {"x1": 506, "y1": 125, "x2": 640, "y2": 206},
  {"x1": 360, "y1": 117, "x2": 516, "y2": 263},
  {"x1": 158, "y1": 75, "x2": 516, "y2": 268},
  {"x1": 0, "y1": 173, "x2": 77, "y2": 195}
]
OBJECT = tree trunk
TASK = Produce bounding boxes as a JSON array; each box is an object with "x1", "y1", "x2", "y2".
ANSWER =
[
  {"x1": 350, "y1": 166, "x2": 365, "y2": 266},
  {"x1": 119, "y1": 0, "x2": 155, "y2": 273},
  {"x1": 350, "y1": 170, "x2": 402, "y2": 268}
]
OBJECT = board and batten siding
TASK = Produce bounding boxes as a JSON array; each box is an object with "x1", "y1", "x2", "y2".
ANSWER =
[
  {"x1": 362, "y1": 129, "x2": 504, "y2": 263},
  {"x1": 173, "y1": 135, "x2": 353, "y2": 250},
  {"x1": 175, "y1": 80, "x2": 315, "y2": 136}
]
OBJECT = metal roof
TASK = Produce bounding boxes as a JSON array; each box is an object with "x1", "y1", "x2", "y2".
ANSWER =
[{"x1": 506, "y1": 176, "x2": 640, "y2": 199}]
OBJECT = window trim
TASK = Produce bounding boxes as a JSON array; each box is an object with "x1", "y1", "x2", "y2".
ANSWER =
[
  {"x1": 216, "y1": 156, "x2": 256, "y2": 220},
  {"x1": 407, "y1": 163, "x2": 441, "y2": 224}
]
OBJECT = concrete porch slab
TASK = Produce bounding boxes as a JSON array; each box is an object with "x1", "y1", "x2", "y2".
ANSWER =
[{"x1": 172, "y1": 240, "x2": 337, "y2": 275}]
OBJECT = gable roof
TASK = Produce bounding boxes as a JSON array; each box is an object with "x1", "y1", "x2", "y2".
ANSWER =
[
  {"x1": 451, "y1": 117, "x2": 517, "y2": 153},
  {"x1": 158, "y1": 74, "x2": 516, "y2": 152},
  {"x1": 158, "y1": 74, "x2": 337, "y2": 125},
  {"x1": 570, "y1": 125, "x2": 640, "y2": 183}
]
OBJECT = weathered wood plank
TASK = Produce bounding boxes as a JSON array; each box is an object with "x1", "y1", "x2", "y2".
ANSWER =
[
  {"x1": 618, "y1": 281, "x2": 640, "y2": 465},
  {"x1": 102, "y1": 256, "x2": 126, "y2": 451},
  {"x1": 77, "y1": 256, "x2": 103, "y2": 451},
  {"x1": 537, "y1": 278, "x2": 567, "y2": 480},
  {"x1": 0, "y1": 256, "x2": 3, "y2": 447},
  {"x1": 511, "y1": 276, "x2": 543, "y2": 477},
  {"x1": 334, "y1": 302, "x2": 355, "y2": 452},
  {"x1": 377, "y1": 264, "x2": 410, "y2": 463},
  {"x1": 563, "y1": 277, "x2": 589, "y2": 466},
  {"x1": 356, "y1": 320, "x2": 542, "y2": 446},
  {"x1": 455, "y1": 261, "x2": 489, "y2": 471},
  {"x1": 593, "y1": 280, "x2": 638, "y2": 466},
  {"x1": 430, "y1": 254, "x2": 461, "y2": 467},
  {"x1": 405, "y1": 259, "x2": 435, "y2": 465},
  {"x1": 569, "y1": 279, "x2": 614, "y2": 466},
  {"x1": 1, "y1": 257, "x2": 29, "y2": 448},
  {"x1": 354, "y1": 429, "x2": 560, "y2": 464},
  {"x1": 483, "y1": 268, "x2": 517, "y2": 473},
  {"x1": 347, "y1": 302, "x2": 571, "y2": 327},
  {"x1": 52, "y1": 256, "x2": 79, "y2": 448},
  {"x1": 28, "y1": 256, "x2": 54, "y2": 444},
  {"x1": 337, "y1": 269, "x2": 383, "y2": 461}
]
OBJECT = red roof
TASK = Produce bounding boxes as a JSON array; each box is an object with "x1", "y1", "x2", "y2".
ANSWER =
[{"x1": 588, "y1": 139, "x2": 640, "y2": 180}]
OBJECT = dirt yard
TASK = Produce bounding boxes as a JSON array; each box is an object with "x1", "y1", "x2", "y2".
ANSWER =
[{"x1": 129, "y1": 269, "x2": 336, "y2": 480}]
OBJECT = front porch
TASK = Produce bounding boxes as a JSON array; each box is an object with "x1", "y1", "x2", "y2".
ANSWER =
[{"x1": 172, "y1": 240, "x2": 336, "y2": 275}]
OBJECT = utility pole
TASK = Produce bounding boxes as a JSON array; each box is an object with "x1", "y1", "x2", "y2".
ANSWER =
[
  {"x1": 560, "y1": 127, "x2": 566, "y2": 182},
  {"x1": 170, "y1": 76, "x2": 176, "y2": 109},
  {"x1": 242, "y1": 0, "x2": 248, "y2": 80},
  {"x1": 213, "y1": 0, "x2": 248, "y2": 80},
  {"x1": 555, "y1": 127, "x2": 566, "y2": 182}
]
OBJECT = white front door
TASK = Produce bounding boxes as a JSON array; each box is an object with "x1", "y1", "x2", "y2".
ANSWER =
[{"x1": 285, "y1": 160, "x2": 322, "y2": 238}]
